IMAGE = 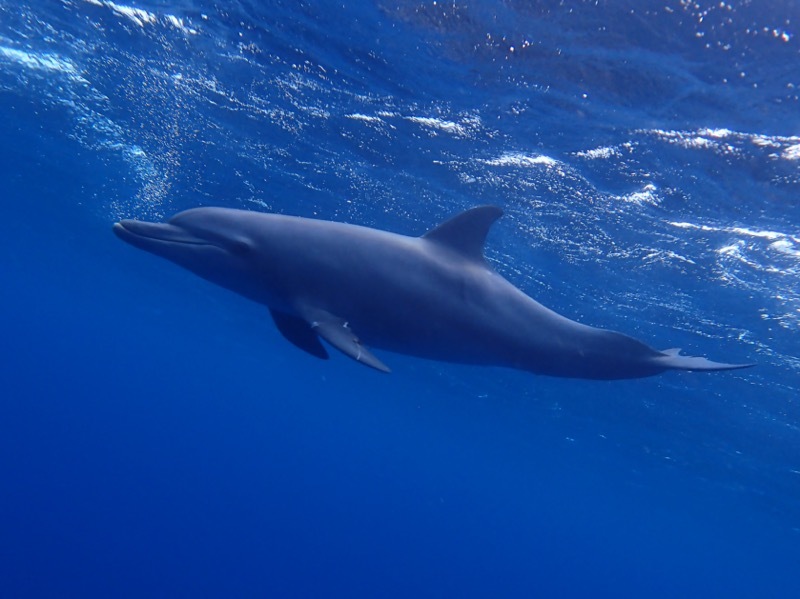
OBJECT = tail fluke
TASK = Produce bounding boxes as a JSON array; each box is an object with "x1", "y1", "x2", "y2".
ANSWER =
[{"x1": 653, "y1": 348, "x2": 755, "y2": 373}]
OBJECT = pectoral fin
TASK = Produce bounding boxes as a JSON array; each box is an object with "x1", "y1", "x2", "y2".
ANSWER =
[
  {"x1": 307, "y1": 311, "x2": 390, "y2": 373},
  {"x1": 270, "y1": 309, "x2": 329, "y2": 359}
]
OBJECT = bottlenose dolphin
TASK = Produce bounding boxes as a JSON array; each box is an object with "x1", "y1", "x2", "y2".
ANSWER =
[{"x1": 113, "y1": 206, "x2": 753, "y2": 379}]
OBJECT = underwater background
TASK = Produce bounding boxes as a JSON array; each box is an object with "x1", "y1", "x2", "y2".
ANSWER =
[{"x1": 1, "y1": 1, "x2": 799, "y2": 596}]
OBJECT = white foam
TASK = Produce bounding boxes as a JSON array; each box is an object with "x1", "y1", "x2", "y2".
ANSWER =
[
  {"x1": 166, "y1": 15, "x2": 183, "y2": 29},
  {"x1": 698, "y1": 128, "x2": 733, "y2": 138},
  {"x1": 729, "y1": 227, "x2": 785, "y2": 241},
  {"x1": 103, "y1": 1, "x2": 157, "y2": 27},
  {"x1": 482, "y1": 152, "x2": 558, "y2": 167},
  {"x1": 616, "y1": 183, "x2": 659, "y2": 206},
  {"x1": 717, "y1": 240, "x2": 744, "y2": 257},
  {"x1": 0, "y1": 46, "x2": 79, "y2": 75},
  {"x1": 406, "y1": 116, "x2": 467, "y2": 136},
  {"x1": 668, "y1": 221, "x2": 797, "y2": 244},
  {"x1": 751, "y1": 135, "x2": 781, "y2": 148},
  {"x1": 575, "y1": 146, "x2": 620, "y2": 160},
  {"x1": 782, "y1": 144, "x2": 800, "y2": 160},
  {"x1": 642, "y1": 249, "x2": 696, "y2": 265},
  {"x1": 668, "y1": 221, "x2": 708, "y2": 230},
  {"x1": 82, "y1": 1, "x2": 196, "y2": 34},
  {"x1": 771, "y1": 239, "x2": 800, "y2": 258},
  {"x1": 346, "y1": 113, "x2": 383, "y2": 123},
  {"x1": 667, "y1": 221, "x2": 800, "y2": 315},
  {"x1": 645, "y1": 127, "x2": 800, "y2": 161}
]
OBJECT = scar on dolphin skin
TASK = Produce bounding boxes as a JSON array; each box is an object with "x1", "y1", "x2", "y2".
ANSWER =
[{"x1": 114, "y1": 206, "x2": 754, "y2": 380}]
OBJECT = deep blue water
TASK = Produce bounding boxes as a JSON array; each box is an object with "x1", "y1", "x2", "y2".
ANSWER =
[{"x1": 2, "y1": 1, "x2": 799, "y2": 596}]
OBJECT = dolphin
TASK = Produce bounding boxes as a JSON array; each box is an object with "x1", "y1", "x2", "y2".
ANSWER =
[{"x1": 113, "y1": 205, "x2": 753, "y2": 379}]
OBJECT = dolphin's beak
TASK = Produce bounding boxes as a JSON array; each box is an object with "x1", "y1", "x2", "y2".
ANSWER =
[{"x1": 113, "y1": 220, "x2": 210, "y2": 248}]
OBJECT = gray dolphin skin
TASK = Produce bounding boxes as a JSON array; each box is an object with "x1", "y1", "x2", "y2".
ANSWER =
[{"x1": 113, "y1": 206, "x2": 753, "y2": 379}]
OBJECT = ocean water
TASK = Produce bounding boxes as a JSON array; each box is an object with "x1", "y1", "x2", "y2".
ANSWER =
[{"x1": 1, "y1": 1, "x2": 799, "y2": 596}]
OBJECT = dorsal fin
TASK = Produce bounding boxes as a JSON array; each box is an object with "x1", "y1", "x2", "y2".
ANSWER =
[{"x1": 421, "y1": 206, "x2": 503, "y2": 262}]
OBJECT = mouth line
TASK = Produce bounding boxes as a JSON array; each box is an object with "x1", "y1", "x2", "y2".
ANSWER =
[{"x1": 114, "y1": 221, "x2": 220, "y2": 248}]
